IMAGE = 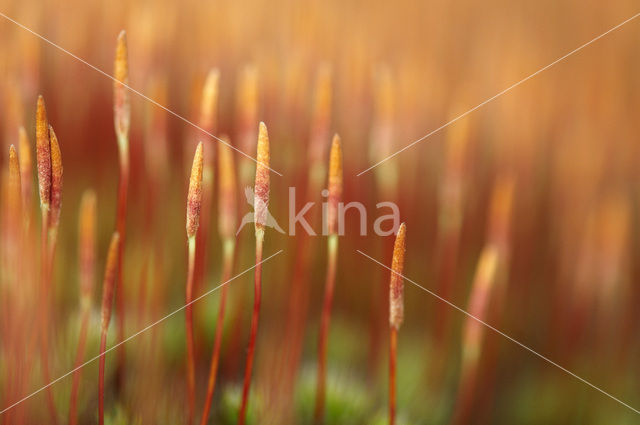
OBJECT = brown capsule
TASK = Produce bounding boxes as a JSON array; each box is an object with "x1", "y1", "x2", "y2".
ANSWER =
[
  {"x1": 100, "y1": 232, "x2": 120, "y2": 331},
  {"x1": 113, "y1": 30, "x2": 131, "y2": 144},
  {"x1": 254, "y1": 122, "x2": 270, "y2": 231},
  {"x1": 327, "y1": 134, "x2": 343, "y2": 235},
  {"x1": 389, "y1": 223, "x2": 406, "y2": 330},
  {"x1": 48, "y1": 126, "x2": 63, "y2": 229},
  {"x1": 36, "y1": 95, "x2": 51, "y2": 210},
  {"x1": 78, "y1": 190, "x2": 97, "y2": 307},
  {"x1": 186, "y1": 142, "x2": 204, "y2": 238},
  {"x1": 218, "y1": 136, "x2": 237, "y2": 239}
]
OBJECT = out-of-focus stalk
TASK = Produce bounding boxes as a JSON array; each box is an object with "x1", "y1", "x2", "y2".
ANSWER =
[
  {"x1": 98, "y1": 233, "x2": 121, "y2": 425},
  {"x1": 434, "y1": 109, "x2": 469, "y2": 343},
  {"x1": 226, "y1": 66, "x2": 259, "y2": 379},
  {"x1": 314, "y1": 134, "x2": 342, "y2": 424},
  {"x1": 113, "y1": 30, "x2": 131, "y2": 390},
  {"x1": 200, "y1": 138, "x2": 237, "y2": 425},
  {"x1": 238, "y1": 122, "x2": 270, "y2": 425},
  {"x1": 194, "y1": 69, "x2": 219, "y2": 296},
  {"x1": 471, "y1": 173, "x2": 515, "y2": 419},
  {"x1": 236, "y1": 66, "x2": 259, "y2": 187},
  {"x1": 280, "y1": 67, "x2": 333, "y2": 412},
  {"x1": 18, "y1": 127, "x2": 32, "y2": 229},
  {"x1": 69, "y1": 190, "x2": 96, "y2": 425},
  {"x1": 452, "y1": 247, "x2": 499, "y2": 425},
  {"x1": 185, "y1": 142, "x2": 204, "y2": 425},
  {"x1": 7, "y1": 145, "x2": 22, "y2": 243},
  {"x1": 368, "y1": 67, "x2": 398, "y2": 373}
]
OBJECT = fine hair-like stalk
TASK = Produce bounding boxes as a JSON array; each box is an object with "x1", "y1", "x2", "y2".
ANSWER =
[
  {"x1": 451, "y1": 247, "x2": 499, "y2": 425},
  {"x1": 200, "y1": 139, "x2": 237, "y2": 425},
  {"x1": 314, "y1": 134, "x2": 343, "y2": 424},
  {"x1": 98, "y1": 232, "x2": 120, "y2": 425},
  {"x1": 185, "y1": 142, "x2": 204, "y2": 424},
  {"x1": 389, "y1": 223, "x2": 406, "y2": 425},
  {"x1": 238, "y1": 122, "x2": 270, "y2": 425},
  {"x1": 69, "y1": 190, "x2": 97, "y2": 425},
  {"x1": 113, "y1": 30, "x2": 131, "y2": 389}
]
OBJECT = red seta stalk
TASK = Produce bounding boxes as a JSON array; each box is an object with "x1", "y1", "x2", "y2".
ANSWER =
[
  {"x1": 314, "y1": 134, "x2": 342, "y2": 424},
  {"x1": 113, "y1": 30, "x2": 131, "y2": 391},
  {"x1": 69, "y1": 313, "x2": 89, "y2": 425},
  {"x1": 314, "y1": 235, "x2": 338, "y2": 424},
  {"x1": 69, "y1": 190, "x2": 96, "y2": 425},
  {"x1": 185, "y1": 142, "x2": 204, "y2": 424},
  {"x1": 238, "y1": 122, "x2": 270, "y2": 425},
  {"x1": 98, "y1": 233, "x2": 121, "y2": 425},
  {"x1": 200, "y1": 139, "x2": 237, "y2": 425},
  {"x1": 238, "y1": 236, "x2": 263, "y2": 425},
  {"x1": 200, "y1": 240, "x2": 235, "y2": 425},
  {"x1": 389, "y1": 327, "x2": 397, "y2": 425}
]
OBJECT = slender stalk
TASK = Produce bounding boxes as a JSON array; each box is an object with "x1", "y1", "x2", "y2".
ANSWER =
[
  {"x1": 185, "y1": 142, "x2": 204, "y2": 424},
  {"x1": 200, "y1": 240, "x2": 235, "y2": 425},
  {"x1": 69, "y1": 191, "x2": 96, "y2": 425},
  {"x1": 314, "y1": 234, "x2": 338, "y2": 424},
  {"x1": 314, "y1": 134, "x2": 342, "y2": 424},
  {"x1": 451, "y1": 247, "x2": 498, "y2": 425},
  {"x1": 389, "y1": 327, "x2": 397, "y2": 425},
  {"x1": 388, "y1": 223, "x2": 406, "y2": 425},
  {"x1": 238, "y1": 122, "x2": 270, "y2": 425},
  {"x1": 280, "y1": 67, "x2": 332, "y2": 407},
  {"x1": 5, "y1": 145, "x2": 22, "y2": 425},
  {"x1": 18, "y1": 127, "x2": 32, "y2": 229},
  {"x1": 98, "y1": 233, "x2": 121, "y2": 425},
  {"x1": 200, "y1": 139, "x2": 237, "y2": 425},
  {"x1": 98, "y1": 330, "x2": 108, "y2": 425},
  {"x1": 186, "y1": 237, "x2": 197, "y2": 424},
  {"x1": 39, "y1": 208, "x2": 58, "y2": 425},
  {"x1": 238, "y1": 234, "x2": 263, "y2": 425},
  {"x1": 68, "y1": 312, "x2": 89, "y2": 425},
  {"x1": 113, "y1": 30, "x2": 131, "y2": 390},
  {"x1": 194, "y1": 69, "x2": 219, "y2": 296}
]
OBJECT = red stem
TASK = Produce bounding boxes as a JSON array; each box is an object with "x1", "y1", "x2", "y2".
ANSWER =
[
  {"x1": 68, "y1": 310, "x2": 90, "y2": 425},
  {"x1": 452, "y1": 360, "x2": 478, "y2": 425},
  {"x1": 238, "y1": 236, "x2": 263, "y2": 425},
  {"x1": 114, "y1": 156, "x2": 129, "y2": 392},
  {"x1": 98, "y1": 330, "x2": 108, "y2": 425},
  {"x1": 314, "y1": 236, "x2": 338, "y2": 424},
  {"x1": 200, "y1": 242, "x2": 234, "y2": 425},
  {"x1": 38, "y1": 209, "x2": 58, "y2": 425},
  {"x1": 389, "y1": 327, "x2": 397, "y2": 425},
  {"x1": 186, "y1": 238, "x2": 197, "y2": 425}
]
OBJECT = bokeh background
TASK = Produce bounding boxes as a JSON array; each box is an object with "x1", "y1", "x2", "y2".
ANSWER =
[{"x1": 1, "y1": 0, "x2": 639, "y2": 423}]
